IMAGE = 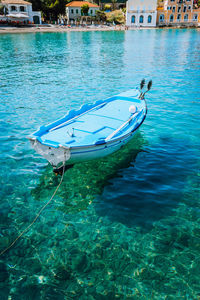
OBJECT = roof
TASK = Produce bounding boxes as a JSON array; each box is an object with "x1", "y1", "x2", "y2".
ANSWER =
[
  {"x1": 1, "y1": 0, "x2": 31, "y2": 5},
  {"x1": 66, "y1": 1, "x2": 99, "y2": 8}
]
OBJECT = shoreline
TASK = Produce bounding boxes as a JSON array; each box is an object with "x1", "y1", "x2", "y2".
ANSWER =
[
  {"x1": 0, "y1": 25, "x2": 199, "y2": 34},
  {"x1": 0, "y1": 25, "x2": 125, "y2": 34}
]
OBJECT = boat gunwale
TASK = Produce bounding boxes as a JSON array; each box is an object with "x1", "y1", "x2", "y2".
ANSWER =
[
  {"x1": 29, "y1": 99, "x2": 147, "y2": 153},
  {"x1": 28, "y1": 89, "x2": 147, "y2": 151},
  {"x1": 70, "y1": 101, "x2": 147, "y2": 151}
]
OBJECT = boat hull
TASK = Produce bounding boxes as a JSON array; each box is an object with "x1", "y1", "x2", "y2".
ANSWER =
[
  {"x1": 28, "y1": 89, "x2": 147, "y2": 170},
  {"x1": 30, "y1": 129, "x2": 137, "y2": 168}
]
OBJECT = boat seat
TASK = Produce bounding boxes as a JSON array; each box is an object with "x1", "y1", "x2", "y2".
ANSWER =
[
  {"x1": 40, "y1": 98, "x2": 141, "y2": 147},
  {"x1": 66, "y1": 126, "x2": 114, "y2": 146},
  {"x1": 88, "y1": 99, "x2": 134, "y2": 122}
]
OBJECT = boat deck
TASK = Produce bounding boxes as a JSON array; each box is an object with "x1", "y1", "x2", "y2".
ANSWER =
[{"x1": 39, "y1": 97, "x2": 143, "y2": 148}]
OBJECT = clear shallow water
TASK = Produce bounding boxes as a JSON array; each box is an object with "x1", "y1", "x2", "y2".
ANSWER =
[{"x1": 0, "y1": 29, "x2": 199, "y2": 299}]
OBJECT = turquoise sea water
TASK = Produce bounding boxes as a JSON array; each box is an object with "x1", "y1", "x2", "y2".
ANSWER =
[{"x1": 0, "y1": 29, "x2": 200, "y2": 299}]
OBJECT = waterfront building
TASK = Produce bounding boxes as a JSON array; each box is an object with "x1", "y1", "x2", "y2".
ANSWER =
[
  {"x1": 66, "y1": 1, "x2": 99, "y2": 24},
  {"x1": 0, "y1": 0, "x2": 41, "y2": 24},
  {"x1": 126, "y1": 0, "x2": 157, "y2": 27},
  {"x1": 157, "y1": 0, "x2": 200, "y2": 27}
]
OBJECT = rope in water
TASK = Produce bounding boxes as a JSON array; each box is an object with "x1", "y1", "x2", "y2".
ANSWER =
[{"x1": 0, "y1": 163, "x2": 65, "y2": 257}]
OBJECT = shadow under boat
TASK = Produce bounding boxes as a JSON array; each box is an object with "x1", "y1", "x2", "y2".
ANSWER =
[
  {"x1": 32, "y1": 131, "x2": 183, "y2": 231},
  {"x1": 32, "y1": 131, "x2": 147, "y2": 214}
]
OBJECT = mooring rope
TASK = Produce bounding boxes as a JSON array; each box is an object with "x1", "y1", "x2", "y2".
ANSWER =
[{"x1": 0, "y1": 159, "x2": 66, "y2": 257}]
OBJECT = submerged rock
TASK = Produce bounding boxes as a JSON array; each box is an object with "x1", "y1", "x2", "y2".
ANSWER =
[{"x1": 54, "y1": 265, "x2": 72, "y2": 281}]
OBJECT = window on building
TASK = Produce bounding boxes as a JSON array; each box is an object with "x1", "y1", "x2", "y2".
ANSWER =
[
  {"x1": 90, "y1": 10, "x2": 93, "y2": 14},
  {"x1": 76, "y1": 9, "x2": 78, "y2": 14},
  {"x1": 148, "y1": 15, "x2": 152, "y2": 23},
  {"x1": 172, "y1": 6, "x2": 176, "y2": 12},
  {"x1": 71, "y1": 9, "x2": 74, "y2": 14},
  {"x1": 159, "y1": 14, "x2": 164, "y2": 22},
  {"x1": 193, "y1": 14, "x2": 198, "y2": 21},
  {"x1": 167, "y1": 6, "x2": 171, "y2": 10},
  {"x1": 11, "y1": 6, "x2": 17, "y2": 11},
  {"x1": 131, "y1": 15, "x2": 135, "y2": 23},
  {"x1": 20, "y1": 6, "x2": 25, "y2": 12},
  {"x1": 184, "y1": 14, "x2": 188, "y2": 21},
  {"x1": 188, "y1": 6, "x2": 191, "y2": 10},
  {"x1": 139, "y1": 15, "x2": 144, "y2": 23},
  {"x1": 170, "y1": 14, "x2": 174, "y2": 22},
  {"x1": 178, "y1": 6, "x2": 181, "y2": 12},
  {"x1": 177, "y1": 14, "x2": 181, "y2": 21},
  {"x1": 183, "y1": 6, "x2": 186, "y2": 12}
]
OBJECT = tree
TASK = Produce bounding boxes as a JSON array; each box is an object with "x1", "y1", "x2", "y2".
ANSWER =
[
  {"x1": 29, "y1": 0, "x2": 44, "y2": 11},
  {"x1": 81, "y1": 3, "x2": 89, "y2": 16},
  {"x1": 96, "y1": 10, "x2": 106, "y2": 22},
  {"x1": 0, "y1": 3, "x2": 4, "y2": 15},
  {"x1": 193, "y1": 0, "x2": 200, "y2": 7},
  {"x1": 104, "y1": 4, "x2": 111, "y2": 11},
  {"x1": 106, "y1": 10, "x2": 125, "y2": 24},
  {"x1": 0, "y1": 2, "x2": 8, "y2": 15},
  {"x1": 29, "y1": 0, "x2": 67, "y2": 20},
  {"x1": 50, "y1": 0, "x2": 66, "y2": 18},
  {"x1": 111, "y1": 0, "x2": 117, "y2": 11}
]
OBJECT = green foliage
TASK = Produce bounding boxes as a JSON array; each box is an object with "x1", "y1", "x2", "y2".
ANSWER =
[
  {"x1": 96, "y1": 10, "x2": 106, "y2": 21},
  {"x1": 0, "y1": 3, "x2": 4, "y2": 15},
  {"x1": 81, "y1": 4, "x2": 89, "y2": 16},
  {"x1": 106, "y1": 10, "x2": 125, "y2": 24},
  {"x1": 0, "y1": 3, "x2": 8, "y2": 15},
  {"x1": 111, "y1": 0, "x2": 117, "y2": 10},
  {"x1": 49, "y1": 0, "x2": 66, "y2": 18},
  {"x1": 104, "y1": 4, "x2": 111, "y2": 11},
  {"x1": 29, "y1": 0, "x2": 45, "y2": 12},
  {"x1": 193, "y1": 0, "x2": 200, "y2": 8},
  {"x1": 29, "y1": 0, "x2": 67, "y2": 20},
  {"x1": 122, "y1": 7, "x2": 126, "y2": 14}
]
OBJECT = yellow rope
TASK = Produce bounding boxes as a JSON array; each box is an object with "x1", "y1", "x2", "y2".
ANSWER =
[{"x1": 0, "y1": 164, "x2": 65, "y2": 257}]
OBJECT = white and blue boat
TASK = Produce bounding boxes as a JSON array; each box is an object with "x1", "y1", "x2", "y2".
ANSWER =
[{"x1": 28, "y1": 81, "x2": 151, "y2": 174}]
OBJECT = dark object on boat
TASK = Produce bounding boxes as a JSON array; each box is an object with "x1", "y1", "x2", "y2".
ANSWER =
[
  {"x1": 140, "y1": 79, "x2": 145, "y2": 91},
  {"x1": 140, "y1": 80, "x2": 153, "y2": 100}
]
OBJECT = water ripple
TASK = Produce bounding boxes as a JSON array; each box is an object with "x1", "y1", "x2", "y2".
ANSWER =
[{"x1": 0, "y1": 29, "x2": 200, "y2": 299}]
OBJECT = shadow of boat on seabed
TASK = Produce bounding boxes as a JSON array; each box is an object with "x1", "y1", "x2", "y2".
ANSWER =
[{"x1": 32, "y1": 131, "x2": 147, "y2": 214}]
